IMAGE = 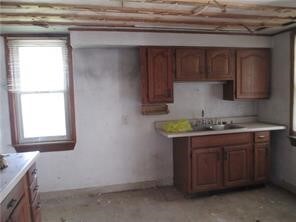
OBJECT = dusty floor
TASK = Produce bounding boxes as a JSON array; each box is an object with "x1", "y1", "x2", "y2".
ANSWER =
[{"x1": 41, "y1": 186, "x2": 296, "y2": 222}]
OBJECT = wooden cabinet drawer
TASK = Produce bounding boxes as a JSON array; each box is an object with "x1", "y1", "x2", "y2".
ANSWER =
[
  {"x1": 27, "y1": 163, "x2": 38, "y2": 186},
  {"x1": 31, "y1": 194, "x2": 42, "y2": 222},
  {"x1": 0, "y1": 178, "x2": 25, "y2": 221},
  {"x1": 255, "y1": 131, "x2": 270, "y2": 143},
  {"x1": 29, "y1": 177, "x2": 39, "y2": 202},
  {"x1": 191, "y1": 133, "x2": 252, "y2": 149}
]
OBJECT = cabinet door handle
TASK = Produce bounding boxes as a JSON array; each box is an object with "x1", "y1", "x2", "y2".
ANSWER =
[
  {"x1": 258, "y1": 135, "x2": 265, "y2": 138},
  {"x1": 36, "y1": 202, "x2": 41, "y2": 209},
  {"x1": 33, "y1": 185, "x2": 39, "y2": 192},
  {"x1": 32, "y1": 169, "x2": 37, "y2": 175},
  {"x1": 7, "y1": 198, "x2": 17, "y2": 209}
]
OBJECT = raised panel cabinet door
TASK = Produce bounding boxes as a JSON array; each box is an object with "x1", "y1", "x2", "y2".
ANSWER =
[
  {"x1": 8, "y1": 196, "x2": 31, "y2": 222},
  {"x1": 254, "y1": 143, "x2": 269, "y2": 182},
  {"x1": 147, "y1": 47, "x2": 174, "y2": 103},
  {"x1": 206, "y1": 48, "x2": 235, "y2": 80},
  {"x1": 224, "y1": 144, "x2": 252, "y2": 187},
  {"x1": 191, "y1": 147, "x2": 223, "y2": 192},
  {"x1": 175, "y1": 48, "x2": 206, "y2": 81},
  {"x1": 236, "y1": 49, "x2": 270, "y2": 99}
]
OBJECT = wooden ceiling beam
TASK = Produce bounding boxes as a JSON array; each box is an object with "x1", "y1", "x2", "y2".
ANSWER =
[
  {"x1": 138, "y1": 0, "x2": 296, "y2": 12},
  {"x1": 0, "y1": 1, "x2": 295, "y2": 22},
  {"x1": 0, "y1": 20, "x2": 136, "y2": 28},
  {"x1": 0, "y1": 20, "x2": 256, "y2": 34},
  {"x1": 0, "y1": 1, "x2": 188, "y2": 16},
  {"x1": 0, "y1": 12, "x2": 278, "y2": 29}
]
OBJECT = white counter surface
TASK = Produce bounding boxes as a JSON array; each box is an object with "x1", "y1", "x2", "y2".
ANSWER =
[
  {"x1": 156, "y1": 122, "x2": 286, "y2": 138},
  {"x1": 0, "y1": 151, "x2": 39, "y2": 203}
]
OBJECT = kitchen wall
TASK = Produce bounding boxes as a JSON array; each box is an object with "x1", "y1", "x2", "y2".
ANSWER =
[
  {"x1": 258, "y1": 31, "x2": 296, "y2": 193},
  {"x1": 1, "y1": 36, "x2": 257, "y2": 192},
  {"x1": 0, "y1": 38, "x2": 11, "y2": 154}
]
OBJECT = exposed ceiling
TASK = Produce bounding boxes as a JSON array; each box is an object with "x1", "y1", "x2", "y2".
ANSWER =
[{"x1": 1, "y1": 0, "x2": 296, "y2": 35}]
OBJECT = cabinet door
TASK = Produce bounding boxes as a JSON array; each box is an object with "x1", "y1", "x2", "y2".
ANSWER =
[
  {"x1": 191, "y1": 147, "x2": 223, "y2": 192},
  {"x1": 224, "y1": 144, "x2": 252, "y2": 187},
  {"x1": 175, "y1": 48, "x2": 206, "y2": 81},
  {"x1": 207, "y1": 48, "x2": 234, "y2": 80},
  {"x1": 8, "y1": 196, "x2": 31, "y2": 222},
  {"x1": 147, "y1": 47, "x2": 174, "y2": 103},
  {"x1": 254, "y1": 143, "x2": 269, "y2": 182},
  {"x1": 236, "y1": 49, "x2": 270, "y2": 99}
]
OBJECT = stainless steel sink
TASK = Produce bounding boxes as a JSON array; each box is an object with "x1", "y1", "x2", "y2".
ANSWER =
[{"x1": 206, "y1": 124, "x2": 245, "y2": 131}]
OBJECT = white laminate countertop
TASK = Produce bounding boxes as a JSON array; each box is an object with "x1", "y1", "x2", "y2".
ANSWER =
[
  {"x1": 0, "y1": 151, "x2": 39, "y2": 203},
  {"x1": 156, "y1": 122, "x2": 286, "y2": 138}
]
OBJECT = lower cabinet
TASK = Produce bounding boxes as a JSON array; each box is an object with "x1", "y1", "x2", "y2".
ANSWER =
[
  {"x1": 224, "y1": 144, "x2": 252, "y2": 187},
  {"x1": 1, "y1": 162, "x2": 41, "y2": 222},
  {"x1": 191, "y1": 147, "x2": 223, "y2": 192},
  {"x1": 1, "y1": 178, "x2": 31, "y2": 222},
  {"x1": 27, "y1": 163, "x2": 41, "y2": 222},
  {"x1": 7, "y1": 195, "x2": 31, "y2": 222},
  {"x1": 173, "y1": 132, "x2": 270, "y2": 194}
]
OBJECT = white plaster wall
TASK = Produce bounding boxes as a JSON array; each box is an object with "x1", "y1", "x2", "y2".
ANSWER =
[
  {"x1": 0, "y1": 38, "x2": 12, "y2": 154},
  {"x1": 0, "y1": 38, "x2": 258, "y2": 192},
  {"x1": 258, "y1": 32, "x2": 296, "y2": 191},
  {"x1": 70, "y1": 31, "x2": 272, "y2": 48}
]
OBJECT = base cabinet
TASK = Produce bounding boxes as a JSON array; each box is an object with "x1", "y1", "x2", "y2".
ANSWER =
[
  {"x1": 254, "y1": 144, "x2": 268, "y2": 182},
  {"x1": 173, "y1": 132, "x2": 270, "y2": 194},
  {"x1": 1, "y1": 178, "x2": 31, "y2": 222},
  {"x1": 7, "y1": 195, "x2": 31, "y2": 222},
  {"x1": 224, "y1": 144, "x2": 252, "y2": 187},
  {"x1": 191, "y1": 148, "x2": 223, "y2": 192},
  {"x1": 1, "y1": 162, "x2": 41, "y2": 222}
]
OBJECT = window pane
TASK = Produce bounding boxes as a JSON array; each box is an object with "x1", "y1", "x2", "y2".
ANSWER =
[
  {"x1": 20, "y1": 93, "x2": 67, "y2": 139},
  {"x1": 18, "y1": 46, "x2": 65, "y2": 92}
]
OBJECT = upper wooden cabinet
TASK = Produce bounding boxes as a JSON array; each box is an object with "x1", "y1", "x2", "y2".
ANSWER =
[
  {"x1": 175, "y1": 48, "x2": 234, "y2": 81},
  {"x1": 141, "y1": 47, "x2": 174, "y2": 104},
  {"x1": 236, "y1": 49, "x2": 270, "y2": 99},
  {"x1": 140, "y1": 47, "x2": 271, "y2": 108},
  {"x1": 207, "y1": 48, "x2": 235, "y2": 80},
  {"x1": 175, "y1": 48, "x2": 206, "y2": 81},
  {"x1": 224, "y1": 48, "x2": 270, "y2": 100}
]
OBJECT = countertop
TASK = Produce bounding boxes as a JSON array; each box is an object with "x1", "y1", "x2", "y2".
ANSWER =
[
  {"x1": 156, "y1": 122, "x2": 286, "y2": 138},
  {"x1": 0, "y1": 151, "x2": 39, "y2": 203}
]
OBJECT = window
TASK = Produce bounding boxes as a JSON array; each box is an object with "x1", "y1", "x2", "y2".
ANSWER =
[
  {"x1": 290, "y1": 31, "x2": 296, "y2": 145},
  {"x1": 5, "y1": 36, "x2": 76, "y2": 152}
]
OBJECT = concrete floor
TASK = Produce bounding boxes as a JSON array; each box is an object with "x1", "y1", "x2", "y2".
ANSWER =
[{"x1": 41, "y1": 186, "x2": 296, "y2": 222}]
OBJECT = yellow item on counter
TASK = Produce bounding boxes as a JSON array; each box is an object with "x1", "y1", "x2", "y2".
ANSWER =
[{"x1": 162, "y1": 119, "x2": 192, "y2": 133}]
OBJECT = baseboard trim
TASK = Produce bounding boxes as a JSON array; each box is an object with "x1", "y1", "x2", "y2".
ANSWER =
[
  {"x1": 40, "y1": 178, "x2": 173, "y2": 200},
  {"x1": 271, "y1": 179, "x2": 296, "y2": 195}
]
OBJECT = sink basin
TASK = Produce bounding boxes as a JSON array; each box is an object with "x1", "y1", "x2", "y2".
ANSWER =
[{"x1": 206, "y1": 124, "x2": 245, "y2": 131}]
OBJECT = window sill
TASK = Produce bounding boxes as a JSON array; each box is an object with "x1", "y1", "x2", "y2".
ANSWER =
[{"x1": 13, "y1": 140, "x2": 76, "y2": 152}]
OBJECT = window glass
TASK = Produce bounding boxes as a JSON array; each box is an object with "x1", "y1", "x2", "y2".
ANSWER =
[{"x1": 21, "y1": 93, "x2": 67, "y2": 138}]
